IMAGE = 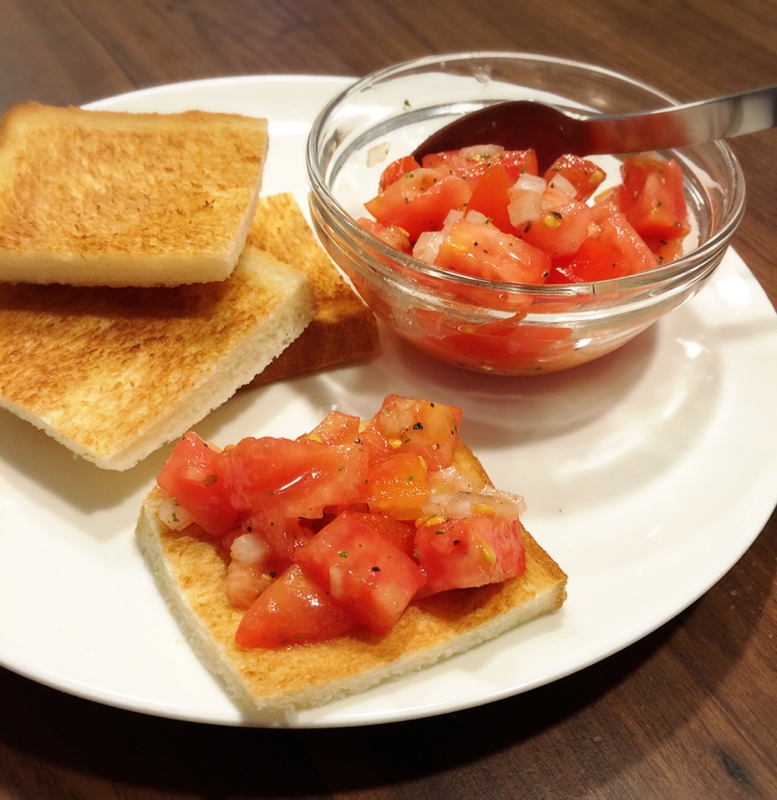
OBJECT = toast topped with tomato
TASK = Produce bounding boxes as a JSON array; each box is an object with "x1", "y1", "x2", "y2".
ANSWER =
[
  {"x1": 135, "y1": 395, "x2": 567, "y2": 724},
  {"x1": 0, "y1": 103, "x2": 268, "y2": 286}
]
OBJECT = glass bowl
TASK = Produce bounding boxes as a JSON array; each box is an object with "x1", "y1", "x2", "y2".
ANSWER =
[{"x1": 306, "y1": 52, "x2": 746, "y2": 375}]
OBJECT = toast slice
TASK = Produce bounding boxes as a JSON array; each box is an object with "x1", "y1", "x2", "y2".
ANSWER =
[
  {"x1": 0, "y1": 245, "x2": 315, "y2": 470},
  {"x1": 0, "y1": 103, "x2": 268, "y2": 287},
  {"x1": 135, "y1": 440, "x2": 567, "y2": 725},
  {"x1": 245, "y1": 193, "x2": 380, "y2": 386}
]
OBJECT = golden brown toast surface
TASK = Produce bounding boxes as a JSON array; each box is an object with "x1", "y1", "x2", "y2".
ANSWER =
[
  {"x1": 0, "y1": 103, "x2": 268, "y2": 285},
  {"x1": 0, "y1": 245, "x2": 315, "y2": 468},
  {"x1": 246, "y1": 193, "x2": 380, "y2": 385}
]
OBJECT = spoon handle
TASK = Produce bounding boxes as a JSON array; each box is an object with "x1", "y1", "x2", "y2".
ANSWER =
[{"x1": 589, "y1": 84, "x2": 777, "y2": 153}]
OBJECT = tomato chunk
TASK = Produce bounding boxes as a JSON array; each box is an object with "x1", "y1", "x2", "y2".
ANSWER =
[
  {"x1": 365, "y1": 169, "x2": 471, "y2": 241},
  {"x1": 366, "y1": 452, "x2": 430, "y2": 520},
  {"x1": 619, "y1": 152, "x2": 691, "y2": 243},
  {"x1": 294, "y1": 512, "x2": 426, "y2": 635},
  {"x1": 378, "y1": 155, "x2": 421, "y2": 193},
  {"x1": 467, "y1": 162, "x2": 520, "y2": 236},
  {"x1": 519, "y1": 193, "x2": 593, "y2": 258},
  {"x1": 415, "y1": 514, "x2": 526, "y2": 593},
  {"x1": 235, "y1": 565, "x2": 356, "y2": 649},
  {"x1": 156, "y1": 432, "x2": 238, "y2": 538},
  {"x1": 544, "y1": 154, "x2": 606, "y2": 201},
  {"x1": 422, "y1": 146, "x2": 538, "y2": 187},
  {"x1": 224, "y1": 436, "x2": 369, "y2": 519},
  {"x1": 367, "y1": 395, "x2": 462, "y2": 471},
  {"x1": 436, "y1": 217, "x2": 551, "y2": 285}
]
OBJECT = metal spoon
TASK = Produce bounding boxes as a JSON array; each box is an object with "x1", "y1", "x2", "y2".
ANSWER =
[{"x1": 412, "y1": 85, "x2": 777, "y2": 170}]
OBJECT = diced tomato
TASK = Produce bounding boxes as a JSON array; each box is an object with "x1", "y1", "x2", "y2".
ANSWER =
[
  {"x1": 519, "y1": 191, "x2": 593, "y2": 258},
  {"x1": 225, "y1": 512, "x2": 316, "y2": 575},
  {"x1": 365, "y1": 168, "x2": 471, "y2": 242},
  {"x1": 367, "y1": 395, "x2": 463, "y2": 471},
  {"x1": 619, "y1": 152, "x2": 691, "y2": 244},
  {"x1": 415, "y1": 315, "x2": 573, "y2": 373},
  {"x1": 357, "y1": 217, "x2": 412, "y2": 254},
  {"x1": 365, "y1": 452, "x2": 430, "y2": 520},
  {"x1": 436, "y1": 218, "x2": 551, "y2": 285},
  {"x1": 348, "y1": 510, "x2": 417, "y2": 558},
  {"x1": 548, "y1": 235, "x2": 631, "y2": 283},
  {"x1": 235, "y1": 565, "x2": 356, "y2": 649},
  {"x1": 156, "y1": 432, "x2": 239, "y2": 538},
  {"x1": 595, "y1": 209, "x2": 659, "y2": 276},
  {"x1": 294, "y1": 512, "x2": 426, "y2": 635},
  {"x1": 544, "y1": 154, "x2": 606, "y2": 201},
  {"x1": 223, "y1": 437, "x2": 369, "y2": 519},
  {"x1": 466, "y1": 162, "x2": 520, "y2": 236},
  {"x1": 378, "y1": 155, "x2": 421, "y2": 193},
  {"x1": 422, "y1": 146, "x2": 538, "y2": 188},
  {"x1": 303, "y1": 410, "x2": 362, "y2": 447},
  {"x1": 414, "y1": 513, "x2": 526, "y2": 593}
]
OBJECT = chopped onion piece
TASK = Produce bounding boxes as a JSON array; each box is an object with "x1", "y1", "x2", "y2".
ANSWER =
[
  {"x1": 465, "y1": 209, "x2": 489, "y2": 225},
  {"x1": 422, "y1": 488, "x2": 527, "y2": 519},
  {"x1": 547, "y1": 172, "x2": 577, "y2": 198},
  {"x1": 508, "y1": 189, "x2": 543, "y2": 227},
  {"x1": 413, "y1": 230, "x2": 444, "y2": 264},
  {"x1": 513, "y1": 173, "x2": 547, "y2": 193},
  {"x1": 157, "y1": 495, "x2": 194, "y2": 530},
  {"x1": 231, "y1": 532, "x2": 269, "y2": 564}
]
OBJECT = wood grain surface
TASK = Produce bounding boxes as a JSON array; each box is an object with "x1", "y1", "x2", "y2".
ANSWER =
[{"x1": 0, "y1": 1, "x2": 775, "y2": 798}]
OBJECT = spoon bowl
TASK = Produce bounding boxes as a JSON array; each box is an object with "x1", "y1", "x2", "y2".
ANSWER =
[{"x1": 413, "y1": 87, "x2": 777, "y2": 171}]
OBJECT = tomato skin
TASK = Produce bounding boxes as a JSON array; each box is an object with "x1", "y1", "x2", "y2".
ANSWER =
[
  {"x1": 436, "y1": 218, "x2": 551, "y2": 285},
  {"x1": 235, "y1": 565, "x2": 356, "y2": 649},
  {"x1": 156, "y1": 432, "x2": 239, "y2": 538},
  {"x1": 365, "y1": 452, "x2": 430, "y2": 520},
  {"x1": 365, "y1": 169, "x2": 471, "y2": 242},
  {"x1": 223, "y1": 437, "x2": 369, "y2": 519},
  {"x1": 619, "y1": 153, "x2": 691, "y2": 243},
  {"x1": 544, "y1": 154, "x2": 606, "y2": 201},
  {"x1": 367, "y1": 395, "x2": 463, "y2": 471},
  {"x1": 415, "y1": 514, "x2": 526, "y2": 593},
  {"x1": 294, "y1": 512, "x2": 426, "y2": 635}
]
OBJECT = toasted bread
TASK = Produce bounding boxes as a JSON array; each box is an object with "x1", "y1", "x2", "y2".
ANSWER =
[
  {"x1": 245, "y1": 193, "x2": 380, "y2": 386},
  {"x1": 0, "y1": 245, "x2": 315, "y2": 470},
  {"x1": 135, "y1": 440, "x2": 567, "y2": 725},
  {"x1": 0, "y1": 103, "x2": 268, "y2": 286}
]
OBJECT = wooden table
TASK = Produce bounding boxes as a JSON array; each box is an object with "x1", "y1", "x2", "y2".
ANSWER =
[{"x1": 1, "y1": 1, "x2": 775, "y2": 797}]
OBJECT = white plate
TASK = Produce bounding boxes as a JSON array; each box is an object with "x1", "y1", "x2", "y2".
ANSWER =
[{"x1": 1, "y1": 76, "x2": 776, "y2": 729}]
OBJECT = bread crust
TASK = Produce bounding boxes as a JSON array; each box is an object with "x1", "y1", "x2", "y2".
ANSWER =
[
  {"x1": 245, "y1": 193, "x2": 380, "y2": 386},
  {"x1": 0, "y1": 103, "x2": 268, "y2": 286},
  {"x1": 135, "y1": 440, "x2": 567, "y2": 724}
]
